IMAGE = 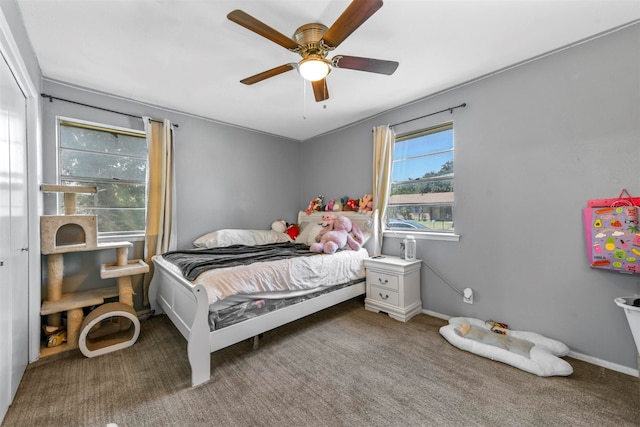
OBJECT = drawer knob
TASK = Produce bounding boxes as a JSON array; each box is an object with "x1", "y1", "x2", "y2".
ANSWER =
[
  {"x1": 378, "y1": 278, "x2": 388, "y2": 284},
  {"x1": 379, "y1": 293, "x2": 389, "y2": 300}
]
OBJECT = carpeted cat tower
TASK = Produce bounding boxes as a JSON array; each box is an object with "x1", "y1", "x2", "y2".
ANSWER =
[{"x1": 40, "y1": 184, "x2": 148, "y2": 358}]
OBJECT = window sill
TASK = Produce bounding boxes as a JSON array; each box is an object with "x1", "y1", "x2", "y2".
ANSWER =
[
  {"x1": 98, "y1": 234, "x2": 145, "y2": 244},
  {"x1": 382, "y1": 230, "x2": 461, "y2": 242}
]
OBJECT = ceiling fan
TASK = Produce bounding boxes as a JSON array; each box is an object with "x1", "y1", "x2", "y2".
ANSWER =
[{"x1": 227, "y1": 0, "x2": 399, "y2": 102}]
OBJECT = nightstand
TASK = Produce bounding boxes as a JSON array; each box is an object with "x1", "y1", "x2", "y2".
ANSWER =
[{"x1": 364, "y1": 256, "x2": 422, "y2": 322}]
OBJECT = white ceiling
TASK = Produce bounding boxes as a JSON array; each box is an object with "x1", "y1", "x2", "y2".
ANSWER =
[{"x1": 16, "y1": 0, "x2": 640, "y2": 141}]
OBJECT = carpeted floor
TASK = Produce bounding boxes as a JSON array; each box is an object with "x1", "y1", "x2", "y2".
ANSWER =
[{"x1": 3, "y1": 298, "x2": 639, "y2": 427}]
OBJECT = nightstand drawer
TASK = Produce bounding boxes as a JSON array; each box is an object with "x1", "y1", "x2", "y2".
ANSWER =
[
  {"x1": 367, "y1": 271, "x2": 398, "y2": 291},
  {"x1": 369, "y1": 285, "x2": 399, "y2": 306}
]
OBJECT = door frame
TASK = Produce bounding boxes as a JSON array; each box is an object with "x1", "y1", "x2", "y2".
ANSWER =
[{"x1": 0, "y1": 7, "x2": 42, "y2": 362}]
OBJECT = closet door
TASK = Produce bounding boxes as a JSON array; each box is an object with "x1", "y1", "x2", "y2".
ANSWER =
[
  {"x1": 0, "y1": 53, "x2": 28, "y2": 421},
  {"x1": 0, "y1": 56, "x2": 12, "y2": 422},
  {"x1": 7, "y1": 55, "x2": 28, "y2": 401}
]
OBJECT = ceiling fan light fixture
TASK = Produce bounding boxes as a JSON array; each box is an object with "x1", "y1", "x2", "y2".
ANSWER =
[{"x1": 298, "y1": 55, "x2": 330, "y2": 81}]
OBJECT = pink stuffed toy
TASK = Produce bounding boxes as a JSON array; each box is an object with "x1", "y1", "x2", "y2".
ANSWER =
[
  {"x1": 313, "y1": 212, "x2": 337, "y2": 243},
  {"x1": 311, "y1": 214, "x2": 364, "y2": 254}
]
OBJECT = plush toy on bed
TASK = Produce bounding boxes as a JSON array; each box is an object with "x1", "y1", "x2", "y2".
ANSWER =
[
  {"x1": 310, "y1": 213, "x2": 363, "y2": 254},
  {"x1": 286, "y1": 224, "x2": 300, "y2": 240},
  {"x1": 312, "y1": 212, "x2": 337, "y2": 243},
  {"x1": 271, "y1": 220, "x2": 300, "y2": 240}
]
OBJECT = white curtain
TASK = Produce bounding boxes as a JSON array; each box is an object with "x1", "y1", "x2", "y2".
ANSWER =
[
  {"x1": 142, "y1": 118, "x2": 177, "y2": 305},
  {"x1": 372, "y1": 124, "x2": 395, "y2": 256}
]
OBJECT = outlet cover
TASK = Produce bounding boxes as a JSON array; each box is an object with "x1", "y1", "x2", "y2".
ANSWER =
[{"x1": 463, "y1": 288, "x2": 473, "y2": 304}]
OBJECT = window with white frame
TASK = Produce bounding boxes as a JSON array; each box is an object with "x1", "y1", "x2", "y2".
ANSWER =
[
  {"x1": 58, "y1": 118, "x2": 147, "y2": 239},
  {"x1": 386, "y1": 122, "x2": 454, "y2": 233}
]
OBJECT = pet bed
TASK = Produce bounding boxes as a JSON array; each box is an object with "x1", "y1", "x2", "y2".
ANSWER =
[
  {"x1": 439, "y1": 317, "x2": 573, "y2": 377},
  {"x1": 149, "y1": 210, "x2": 378, "y2": 387}
]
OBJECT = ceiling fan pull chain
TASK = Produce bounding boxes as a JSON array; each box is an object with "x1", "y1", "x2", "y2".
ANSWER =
[{"x1": 302, "y1": 78, "x2": 307, "y2": 120}]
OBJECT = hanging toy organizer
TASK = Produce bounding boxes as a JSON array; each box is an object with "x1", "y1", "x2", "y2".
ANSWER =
[{"x1": 583, "y1": 188, "x2": 640, "y2": 275}]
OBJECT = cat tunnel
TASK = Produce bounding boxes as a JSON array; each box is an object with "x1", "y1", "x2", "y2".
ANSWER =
[{"x1": 78, "y1": 302, "x2": 140, "y2": 357}]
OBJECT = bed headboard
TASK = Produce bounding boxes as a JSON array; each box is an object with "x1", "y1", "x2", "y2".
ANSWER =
[{"x1": 297, "y1": 209, "x2": 379, "y2": 255}]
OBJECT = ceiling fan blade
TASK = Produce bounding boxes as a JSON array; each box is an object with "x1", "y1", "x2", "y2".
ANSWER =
[
  {"x1": 240, "y1": 64, "x2": 295, "y2": 85},
  {"x1": 227, "y1": 10, "x2": 300, "y2": 51},
  {"x1": 332, "y1": 55, "x2": 398, "y2": 75},
  {"x1": 321, "y1": 0, "x2": 383, "y2": 48},
  {"x1": 312, "y1": 79, "x2": 329, "y2": 102}
]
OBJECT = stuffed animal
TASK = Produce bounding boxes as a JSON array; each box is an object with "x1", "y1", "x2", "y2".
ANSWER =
[
  {"x1": 271, "y1": 220, "x2": 287, "y2": 233},
  {"x1": 325, "y1": 199, "x2": 336, "y2": 211},
  {"x1": 285, "y1": 224, "x2": 300, "y2": 240},
  {"x1": 315, "y1": 212, "x2": 363, "y2": 245},
  {"x1": 342, "y1": 196, "x2": 358, "y2": 211},
  {"x1": 310, "y1": 214, "x2": 363, "y2": 254},
  {"x1": 340, "y1": 196, "x2": 350, "y2": 210},
  {"x1": 314, "y1": 212, "x2": 337, "y2": 241},
  {"x1": 272, "y1": 220, "x2": 300, "y2": 240},
  {"x1": 359, "y1": 194, "x2": 373, "y2": 212},
  {"x1": 305, "y1": 195, "x2": 325, "y2": 214}
]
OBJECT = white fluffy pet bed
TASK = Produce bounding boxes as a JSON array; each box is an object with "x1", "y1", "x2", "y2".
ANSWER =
[{"x1": 439, "y1": 317, "x2": 573, "y2": 377}]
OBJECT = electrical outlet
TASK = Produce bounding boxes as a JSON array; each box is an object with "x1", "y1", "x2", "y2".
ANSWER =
[{"x1": 463, "y1": 288, "x2": 473, "y2": 304}]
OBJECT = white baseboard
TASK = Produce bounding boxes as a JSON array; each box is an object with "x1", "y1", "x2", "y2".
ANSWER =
[
  {"x1": 568, "y1": 351, "x2": 639, "y2": 377},
  {"x1": 423, "y1": 309, "x2": 640, "y2": 378},
  {"x1": 423, "y1": 309, "x2": 450, "y2": 320}
]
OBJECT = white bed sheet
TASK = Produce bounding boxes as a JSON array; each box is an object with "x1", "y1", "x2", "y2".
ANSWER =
[{"x1": 155, "y1": 247, "x2": 369, "y2": 311}]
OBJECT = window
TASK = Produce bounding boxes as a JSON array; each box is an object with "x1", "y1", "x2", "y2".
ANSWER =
[
  {"x1": 386, "y1": 122, "x2": 454, "y2": 233},
  {"x1": 58, "y1": 118, "x2": 147, "y2": 239}
]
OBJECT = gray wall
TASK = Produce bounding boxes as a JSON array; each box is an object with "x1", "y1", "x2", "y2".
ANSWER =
[{"x1": 300, "y1": 23, "x2": 640, "y2": 372}]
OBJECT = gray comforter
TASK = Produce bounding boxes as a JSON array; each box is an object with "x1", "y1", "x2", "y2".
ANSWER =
[{"x1": 162, "y1": 242, "x2": 317, "y2": 281}]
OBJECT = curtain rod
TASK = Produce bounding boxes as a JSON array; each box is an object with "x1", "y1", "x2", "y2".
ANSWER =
[
  {"x1": 389, "y1": 102, "x2": 467, "y2": 128},
  {"x1": 41, "y1": 93, "x2": 179, "y2": 127}
]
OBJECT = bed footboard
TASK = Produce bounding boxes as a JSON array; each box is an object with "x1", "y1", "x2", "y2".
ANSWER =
[{"x1": 149, "y1": 257, "x2": 211, "y2": 386}]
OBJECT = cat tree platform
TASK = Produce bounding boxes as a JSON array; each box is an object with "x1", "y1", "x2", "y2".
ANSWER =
[{"x1": 100, "y1": 259, "x2": 149, "y2": 279}]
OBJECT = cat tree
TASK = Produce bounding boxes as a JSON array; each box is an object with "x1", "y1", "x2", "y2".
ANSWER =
[{"x1": 40, "y1": 184, "x2": 148, "y2": 358}]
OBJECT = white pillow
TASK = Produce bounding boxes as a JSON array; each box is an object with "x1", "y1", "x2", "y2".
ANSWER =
[
  {"x1": 193, "y1": 229, "x2": 292, "y2": 248},
  {"x1": 295, "y1": 222, "x2": 324, "y2": 246}
]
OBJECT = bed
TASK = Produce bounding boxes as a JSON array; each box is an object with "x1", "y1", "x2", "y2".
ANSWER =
[{"x1": 148, "y1": 210, "x2": 378, "y2": 386}]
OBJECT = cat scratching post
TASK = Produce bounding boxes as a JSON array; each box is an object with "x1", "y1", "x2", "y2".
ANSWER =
[
  {"x1": 46, "y1": 253, "x2": 64, "y2": 327},
  {"x1": 66, "y1": 308, "x2": 84, "y2": 347},
  {"x1": 115, "y1": 246, "x2": 134, "y2": 307}
]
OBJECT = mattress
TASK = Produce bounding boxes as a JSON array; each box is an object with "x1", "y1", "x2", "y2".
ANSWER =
[{"x1": 155, "y1": 247, "x2": 369, "y2": 311}]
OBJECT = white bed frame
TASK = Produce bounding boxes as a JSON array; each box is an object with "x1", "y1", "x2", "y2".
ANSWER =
[{"x1": 149, "y1": 210, "x2": 378, "y2": 386}]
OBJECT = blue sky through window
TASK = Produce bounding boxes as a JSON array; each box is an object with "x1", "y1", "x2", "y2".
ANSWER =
[{"x1": 392, "y1": 129, "x2": 453, "y2": 181}]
